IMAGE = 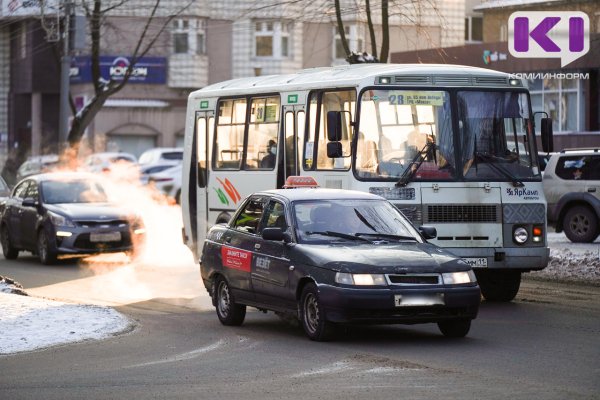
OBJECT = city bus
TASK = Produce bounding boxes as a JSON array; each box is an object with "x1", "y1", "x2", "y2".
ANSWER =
[{"x1": 181, "y1": 64, "x2": 552, "y2": 302}]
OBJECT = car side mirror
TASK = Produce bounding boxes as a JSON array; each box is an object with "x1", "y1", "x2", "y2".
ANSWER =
[
  {"x1": 327, "y1": 142, "x2": 343, "y2": 158},
  {"x1": 262, "y1": 227, "x2": 291, "y2": 243},
  {"x1": 22, "y1": 197, "x2": 38, "y2": 208},
  {"x1": 418, "y1": 226, "x2": 437, "y2": 240}
]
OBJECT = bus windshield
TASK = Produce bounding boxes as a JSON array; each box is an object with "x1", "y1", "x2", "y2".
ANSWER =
[
  {"x1": 458, "y1": 91, "x2": 540, "y2": 182},
  {"x1": 356, "y1": 89, "x2": 455, "y2": 181},
  {"x1": 356, "y1": 89, "x2": 540, "y2": 183}
]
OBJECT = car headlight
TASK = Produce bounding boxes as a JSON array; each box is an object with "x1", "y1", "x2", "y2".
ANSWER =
[
  {"x1": 335, "y1": 272, "x2": 387, "y2": 286},
  {"x1": 442, "y1": 270, "x2": 476, "y2": 285},
  {"x1": 47, "y1": 211, "x2": 75, "y2": 228},
  {"x1": 513, "y1": 227, "x2": 528, "y2": 244}
]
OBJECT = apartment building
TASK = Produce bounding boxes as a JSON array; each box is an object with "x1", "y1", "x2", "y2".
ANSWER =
[{"x1": 0, "y1": 0, "x2": 465, "y2": 162}]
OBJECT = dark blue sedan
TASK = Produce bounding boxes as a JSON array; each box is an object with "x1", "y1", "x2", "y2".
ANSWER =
[
  {"x1": 200, "y1": 185, "x2": 480, "y2": 341},
  {"x1": 0, "y1": 172, "x2": 145, "y2": 264}
]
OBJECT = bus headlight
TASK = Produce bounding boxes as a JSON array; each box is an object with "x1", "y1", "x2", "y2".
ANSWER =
[{"x1": 513, "y1": 227, "x2": 528, "y2": 244}]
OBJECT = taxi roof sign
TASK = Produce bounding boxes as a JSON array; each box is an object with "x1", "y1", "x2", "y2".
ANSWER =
[{"x1": 283, "y1": 176, "x2": 319, "y2": 188}]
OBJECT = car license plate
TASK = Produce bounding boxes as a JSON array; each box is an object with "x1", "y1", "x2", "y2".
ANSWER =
[
  {"x1": 90, "y1": 232, "x2": 121, "y2": 242},
  {"x1": 394, "y1": 294, "x2": 445, "y2": 307},
  {"x1": 462, "y1": 257, "x2": 488, "y2": 268}
]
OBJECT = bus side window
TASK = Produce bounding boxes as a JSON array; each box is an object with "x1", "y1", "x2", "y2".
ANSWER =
[
  {"x1": 246, "y1": 96, "x2": 280, "y2": 170},
  {"x1": 214, "y1": 99, "x2": 246, "y2": 170}
]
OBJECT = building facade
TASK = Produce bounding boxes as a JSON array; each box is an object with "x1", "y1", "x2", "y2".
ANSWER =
[
  {"x1": 0, "y1": 0, "x2": 466, "y2": 170},
  {"x1": 391, "y1": 0, "x2": 600, "y2": 149}
]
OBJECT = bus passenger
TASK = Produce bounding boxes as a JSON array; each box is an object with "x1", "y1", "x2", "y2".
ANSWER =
[{"x1": 261, "y1": 140, "x2": 277, "y2": 168}]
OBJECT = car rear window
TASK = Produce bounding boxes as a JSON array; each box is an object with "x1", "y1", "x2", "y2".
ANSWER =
[{"x1": 162, "y1": 152, "x2": 183, "y2": 160}]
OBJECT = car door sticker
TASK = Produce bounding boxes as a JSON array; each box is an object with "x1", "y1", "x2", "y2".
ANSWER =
[
  {"x1": 255, "y1": 256, "x2": 271, "y2": 271},
  {"x1": 221, "y1": 246, "x2": 252, "y2": 272}
]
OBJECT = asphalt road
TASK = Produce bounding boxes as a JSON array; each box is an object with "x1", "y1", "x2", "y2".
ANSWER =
[{"x1": 0, "y1": 244, "x2": 599, "y2": 399}]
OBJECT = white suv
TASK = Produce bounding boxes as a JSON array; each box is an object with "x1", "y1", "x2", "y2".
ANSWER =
[{"x1": 543, "y1": 148, "x2": 600, "y2": 242}]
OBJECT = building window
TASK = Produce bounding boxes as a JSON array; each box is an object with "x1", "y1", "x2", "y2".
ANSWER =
[
  {"x1": 465, "y1": 16, "x2": 483, "y2": 42},
  {"x1": 172, "y1": 19, "x2": 206, "y2": 55},
  {"x1": 500, "y1": 24, "x2": 508, "y2": 42},
  {"x1": 529, "y1": 76, "x2": 583, "y2": 133},
  {"x1": 334, "y1": 24, "x2": 364, "y2": 60},
  {"x1": 254, "y1": 21, "x2": 292, "y2": 58}
]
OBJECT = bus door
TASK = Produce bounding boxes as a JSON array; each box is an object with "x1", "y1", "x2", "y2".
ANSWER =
[
  {"x1": 194, "y1": 111, "x2": 214, "y2": 253},
  {"x1": 281, "y1": 105, "x2": 306, "y2": 185}
]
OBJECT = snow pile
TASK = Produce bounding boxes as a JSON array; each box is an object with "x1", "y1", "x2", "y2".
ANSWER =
[
  {"x1": 0, "y1": 275, "x2": 27, "y2": 296},
  {"x1": 529, "y1": 249, "x2": 600, "y2": 284},
  {"x1": 0, "y1": 292, "x2": 133, "y2": 355}
]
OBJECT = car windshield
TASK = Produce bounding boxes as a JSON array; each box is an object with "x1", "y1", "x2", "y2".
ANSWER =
[
  {"x1": 458, "y1": 91, "x2": 540, "y2": 181},
  {"x1": 41, "y1": 180, "x2": 108, "y2": 204},
  {"x1": 293, "y1": 199, "x2": 422, "y2": 244}
]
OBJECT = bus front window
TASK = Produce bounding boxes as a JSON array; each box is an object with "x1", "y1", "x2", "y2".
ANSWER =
[
  {"x1": 356, "y1": 90, "x2": 455, "y2": 181},
  {"x1": 458, "y1": 91, "x2": 540, "y2": 181}
]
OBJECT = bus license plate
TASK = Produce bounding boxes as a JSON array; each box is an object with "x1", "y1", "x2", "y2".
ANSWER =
[
  {"x1": 462, "y1": 257, "x2": 488, "y2": 267},
  {"x1": 90, "y1": 232, "x2": 121, "y2": 242}
]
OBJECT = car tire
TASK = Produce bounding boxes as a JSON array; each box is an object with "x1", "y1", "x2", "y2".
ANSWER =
[
  {"x1": 563, "y1": 205, "x2": 599, "y2": 243},
  {"x1": 475, "y1": 270, "x2": 521, "y2": 302},
  {"x1": 299, "y1": 283, "x2": 334, "y2": 341},
  {"x1": 1, "y1": 224, "x2": 19, "y2": 260},
  {"x1": 37, "y1": 229, "x2": 57, "y2": 265},
  {"x1": 438, "y1": 319, "x2": 471, "y2": 338},
  {"x1": 214, "y1": 276, "x2": 246, "y2": 326}
]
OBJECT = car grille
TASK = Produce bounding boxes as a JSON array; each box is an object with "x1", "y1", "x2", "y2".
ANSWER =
[
  {"x1": 76, "y1": 220, "x2": 129, "y2": 228},
  {"x1": 386, "y1": 274, "x2": 441, "y2": 285},
  {"x1": 425, "y1": 204, "x2": 500, "y2": 223}
]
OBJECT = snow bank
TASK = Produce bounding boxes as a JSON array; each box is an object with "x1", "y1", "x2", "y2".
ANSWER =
[{"x1": 0, "y1": 292, "x2": 132, "y2": 355}]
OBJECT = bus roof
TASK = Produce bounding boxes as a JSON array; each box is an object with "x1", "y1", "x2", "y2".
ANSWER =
[{"x1": 189, "y1": 64, "x2": 519, "y2": 99}]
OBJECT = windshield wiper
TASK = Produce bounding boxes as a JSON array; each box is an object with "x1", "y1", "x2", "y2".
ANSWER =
[
  {"x1": 396, "y1": 141, "x2": 435, "y2": 187},
  {"x1": 355, "y1": 232, "x2": 417, "y2": 241},
  {"x1": 475, "y1": 152, "x2": 524, "y2": 187},
  {"x1": 305, "y1": 231, "x2": 371, "y2": 242}
]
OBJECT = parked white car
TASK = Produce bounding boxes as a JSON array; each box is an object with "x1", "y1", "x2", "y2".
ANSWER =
[
  {"x1": 83, "y1": 152, "x2": 137, "y2": 173},
  {"x1": 138, "y1": 148, "x2": 183, "y2": 165},
  {"x1": 148, "y1": 163, "x2": 182, "y2": 203}
]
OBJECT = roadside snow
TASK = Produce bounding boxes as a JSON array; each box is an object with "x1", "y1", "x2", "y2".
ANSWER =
[
  {"x1": 528, "y1": 233, "x2": 600, "y2": 284},
  {"x1": 0, "y1": 289, "x2": 132, "y2": 355}
]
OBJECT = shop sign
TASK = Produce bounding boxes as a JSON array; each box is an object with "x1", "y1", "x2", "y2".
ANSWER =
[
  {"x1": 483, "y1": 50, "x2": 508, "y2": 65},
  {"x1": 70, "y1": 56, "x2": 167, "y2": 84}
]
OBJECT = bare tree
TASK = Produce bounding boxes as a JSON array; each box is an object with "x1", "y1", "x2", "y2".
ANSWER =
[
  {"x1": 65, "y1": 0, "x2": 191, "y2": 149},
  {"x1": 333, "y1": 0, "x2": 441, "y2": 64}
]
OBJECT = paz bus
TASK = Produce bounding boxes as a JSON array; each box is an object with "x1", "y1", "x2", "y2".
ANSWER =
[{"x1": 181, "y1": 64, "x2": 552, "y2": 302}]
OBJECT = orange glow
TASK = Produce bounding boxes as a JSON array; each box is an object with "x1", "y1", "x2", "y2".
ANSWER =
[{"x1": 533, "y1": 227, "x2": 543, "y2": 236}]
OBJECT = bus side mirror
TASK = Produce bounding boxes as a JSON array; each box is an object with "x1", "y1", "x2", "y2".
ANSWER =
[
  {"x1": 326, "y1": 111, "x2": 342, "y2": 141},
  {"x1": 540, "y1": 118, "x2": 554, "y2": 153},
  {"x1": 327, "y1": 142, "x2": 343, "y2": 158}
]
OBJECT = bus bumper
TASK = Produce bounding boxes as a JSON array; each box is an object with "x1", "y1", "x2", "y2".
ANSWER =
[{"x1": 443, "y1": 246, "x2": 550, "y2": 271}]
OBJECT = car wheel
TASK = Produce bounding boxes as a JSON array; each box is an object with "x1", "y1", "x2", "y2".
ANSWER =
[
  {"x1": 37, "y1": 229, "x2": 57, "y2": 265},
  {"x1": 438, "y1": 319, "x2": 471, "y2": 338},
  {"x1": 214, "y1": 277, "x2": 246, "y2": 326},
  {"x1": 475, "y1": 270, "x2": 521, "y2": 302},
  {"x1": 563, "y1": 205, "x2": 598, "y2": 243},
  {"x1": 299, "y1": 283, "x2": 334, "y2": 341},
  {"x1": 1, "y1": 224, "x2": 19, "y2": 260}
]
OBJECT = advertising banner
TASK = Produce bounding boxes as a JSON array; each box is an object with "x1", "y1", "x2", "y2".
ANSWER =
[{"x1": 70, "y1": 55, "x2": 167, "y2": 84}]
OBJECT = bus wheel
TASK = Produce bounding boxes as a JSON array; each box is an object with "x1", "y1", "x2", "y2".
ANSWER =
[{"x1": 475, "y1": 270, "x2": 521, "y2": 302}]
